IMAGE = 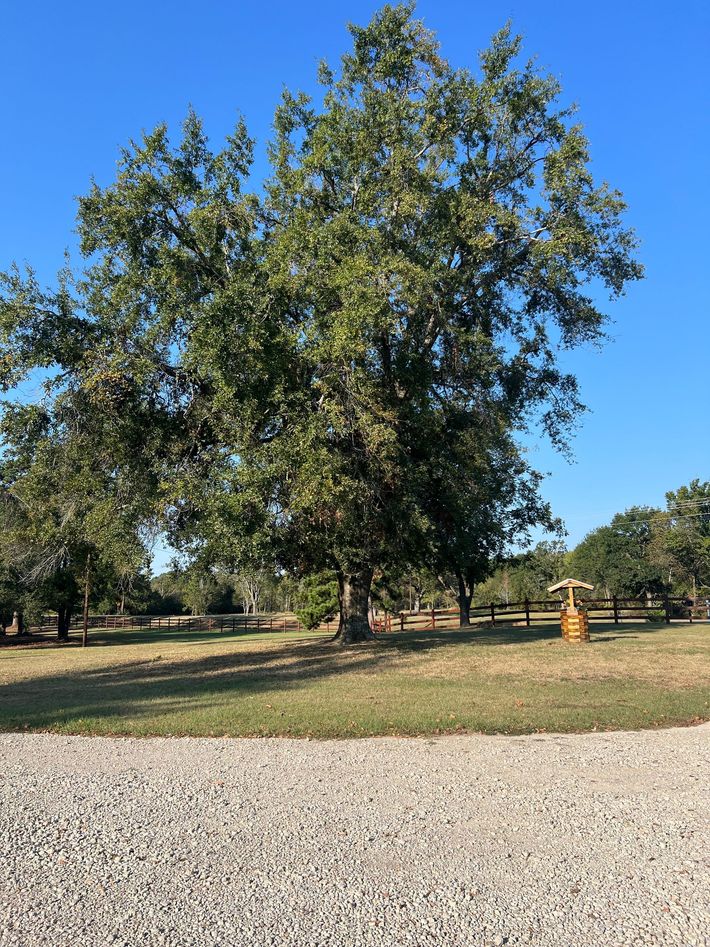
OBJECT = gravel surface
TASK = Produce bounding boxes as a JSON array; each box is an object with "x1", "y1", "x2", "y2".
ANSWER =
[{"x1": 1, "y1": 726, "x2": 708, "y2": 946}]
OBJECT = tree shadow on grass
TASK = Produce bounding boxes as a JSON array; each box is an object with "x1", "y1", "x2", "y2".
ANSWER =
[
  {"x1": 1, "y1": 636, "x2": 399, "y2": 732},
  {"x1": 1, "y1": 628, "x2": 328, "y2": 650},
  {"x1": 0, "y1": 623, "x2": 679, "y2": 734}
]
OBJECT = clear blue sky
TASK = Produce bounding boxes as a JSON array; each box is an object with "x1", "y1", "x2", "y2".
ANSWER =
[{"x1": 2, "y1": 1, "x2": 708, "y2": 569}]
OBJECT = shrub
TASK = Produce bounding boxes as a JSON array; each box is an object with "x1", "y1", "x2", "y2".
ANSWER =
[{"x1": 295, "y1": 572, "x2": 339, "y2": 630}]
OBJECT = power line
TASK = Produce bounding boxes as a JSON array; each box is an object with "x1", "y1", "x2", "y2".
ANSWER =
[
  {"x1": 567, "y1": 497, "x2": 710, "y2": 523},
  {"x1": 604, "y1": 511, "x2": 708, "y2": 527}
]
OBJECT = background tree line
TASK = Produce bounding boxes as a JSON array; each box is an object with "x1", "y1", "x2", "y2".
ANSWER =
[
  {"x1": 466, "y1": 479, "x2": 710, "y2": 607},
  {"x1": 2, "y1": 477, "x2": 706, "y2": 634}
]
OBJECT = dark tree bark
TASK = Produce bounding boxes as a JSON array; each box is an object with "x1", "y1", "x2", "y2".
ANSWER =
[
  {"x1": 333, "y1": 568, "x2": 376, "y2": 644},
  {"x1": 455, "y1": 571, "x2": 473, "y2": 627},
  {"x1": 57, "y1": 607, "x2": 71, "y2": 640},
  {"x1": 11, "y1": 611, "x2": 28, "y2": 636},
  {"x1": 82, "y1": 553, "x2": 91, "y2": 648}
]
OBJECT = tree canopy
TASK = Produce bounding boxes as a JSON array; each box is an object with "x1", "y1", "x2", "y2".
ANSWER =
[{"x1": 0, "y1": 5, "x2": 642, "y2": 642}]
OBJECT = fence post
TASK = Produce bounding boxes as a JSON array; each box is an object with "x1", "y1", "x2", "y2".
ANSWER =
[
  {"x1": 400, "y1": 612, "x2": 405, "y2": 633},
  {"x1": 257, "y1": 615, "x2": 261, "y2": 632},
  {"x1": 663, "y1": 596, "x2": 671, "y2": 625},
  {"x1": 270, "y1": 616, "x2": 273, "y2": 631},
  {"x1": 431, "y1": 606, "x2": 436, "y2": 630},
  {"x1": 613, "y1": 595, "x2": 620, "y2": 625},
  {"x1": 490, "y1": 603, "x2": 496, "y2": 626},
  {"x1": 524, "y1": 598, "x2": 530, "y2": 628}
]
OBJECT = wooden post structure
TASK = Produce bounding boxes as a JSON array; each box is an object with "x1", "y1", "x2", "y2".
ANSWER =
[
  {"x1": 490, "y1": 603, "x2": 496, "y2": 626},
  {"x1": 524, "y1": 598, "x2": 530, "y2": 628},
  {"x1": 431, "y1": 606, "x2": 436, "y2": 630},
  {"x1": 612, "y1": 595, "x2": 620, "y2": 625},
  {"x1": 663, "y1": 596, "x2": 671, "y2": 625},
  {"x1": 400, "y1": 612, "x2": 405, "y2": 633},
  {"x1": 548, "y1": 579, "x2": 595, "y2": 643}
]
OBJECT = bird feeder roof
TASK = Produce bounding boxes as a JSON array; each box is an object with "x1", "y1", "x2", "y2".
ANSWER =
[{"x1": 547, "y1": 578, "x2": 595, "y2": 593}]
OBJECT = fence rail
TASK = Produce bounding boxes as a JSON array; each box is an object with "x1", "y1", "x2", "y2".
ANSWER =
[
  {"x1": 17, "y1": 612, "x2": 312, "y2": 636},
  {"x1": 4, "y1": 595, "x2": 708, "y2": 640},
  {"x1": 374, "y1": 595, "x2": 710, "y2": 633}
]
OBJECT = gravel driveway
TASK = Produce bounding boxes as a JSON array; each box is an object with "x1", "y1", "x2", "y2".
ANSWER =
[{"x1": 1, "y1": 726, "x2": 708, "y2": 947}]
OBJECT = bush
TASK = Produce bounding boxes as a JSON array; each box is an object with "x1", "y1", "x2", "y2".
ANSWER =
[
  {"x1": 295, "y1": 572, "x2": 339, "y2": 630},
  {"x1": 646, "y1": 609, "x2": 665, "y2": 623}
]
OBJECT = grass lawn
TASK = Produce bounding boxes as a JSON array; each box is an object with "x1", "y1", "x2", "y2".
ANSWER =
[{"x1": 1, "y1": 623, "x2": 708, "y2": 738}]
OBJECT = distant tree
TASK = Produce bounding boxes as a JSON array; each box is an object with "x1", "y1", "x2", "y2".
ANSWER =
[
  {"x1": 659, "y1": 481, "x2": 710, "y2": 597},
  {"x1": 180, "y1": 568, "x2": 220, "y2": 617},
  {"x1": 568, "y1": 508, "x2": 665, "y2": 599},
  {"x1": 149, "y1": 571, "x2": 190, "y2": 615},
  {"x1": 404, "y1": 570, "x2": 440, "y2": 614},
  {"x1": 428, "y1": 430, "x2": 557, "y2": 624},
  {"x1": 235, "y1": 570, "x2": 270, "y2": 615},
  {"x1": 475, "y1": 540, "x2": 567, "y2": 605},
  {"x1": 0, "y1": 400, "x2": 152, "y2": 642}
]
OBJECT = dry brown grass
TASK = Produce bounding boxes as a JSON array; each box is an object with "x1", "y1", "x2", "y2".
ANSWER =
[{"x1": 1, "y1": 622, "x2": 708, "y2": 737}]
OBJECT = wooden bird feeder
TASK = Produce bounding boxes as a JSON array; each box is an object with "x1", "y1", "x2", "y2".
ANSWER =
[{"x1": 547, "y1": 578, "x2": 595, "y2": 643}]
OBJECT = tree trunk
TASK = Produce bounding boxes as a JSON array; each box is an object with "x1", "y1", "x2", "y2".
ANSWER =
[
  {"x1": 82, "y1": 553, "x2": 91, "y2": 648},
  {"x1": 333, "y1": 568, "x2": 376, "y2": 644},
  {"x1": 11, "y1": 611, "x2": 27, "y2": 636},
  {"x1": 57, "y1": 607, "x2": 71, "y2": 640},
  {"x1": 456, "y1": 572, "x2": 473, "y2": 627}
]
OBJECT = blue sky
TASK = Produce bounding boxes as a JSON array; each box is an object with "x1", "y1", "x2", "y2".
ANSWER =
[{"x1": 2, "y1": 0, "x2": 708, "y2": 569}]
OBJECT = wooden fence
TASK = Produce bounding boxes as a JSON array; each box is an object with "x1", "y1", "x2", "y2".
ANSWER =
[
  {"x1": 24, "y1": 612, "x2": 313, "y2": 636},
  {"x1": 7, "y1": 595, "x2": 709, "y2": 639},
  {"x1": 373, "y1": 595, "x2": 710, "y2": 633}
]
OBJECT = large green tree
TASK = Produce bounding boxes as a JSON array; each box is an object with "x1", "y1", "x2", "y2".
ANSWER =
[{"x1": 0, "y1": 5, "x2": 641, "y2": 643}]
